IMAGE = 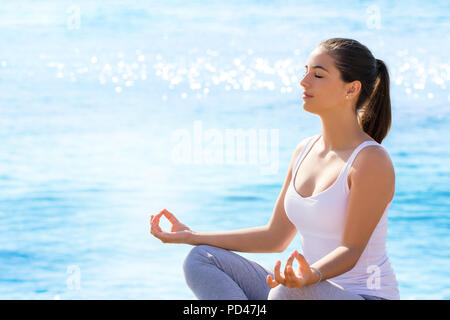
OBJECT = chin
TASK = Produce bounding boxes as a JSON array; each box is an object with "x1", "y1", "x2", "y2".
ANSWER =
[
  {"x1": 302, "y1": 102, "x2": 319, "y2": 115},
  {"x1": 302, "y1": 101, "x2": 312, "y2": 110}
]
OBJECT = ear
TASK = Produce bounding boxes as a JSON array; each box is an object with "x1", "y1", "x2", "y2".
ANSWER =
[{"x1": 345, "y1": 80, "x2": 362, "y2": 100}]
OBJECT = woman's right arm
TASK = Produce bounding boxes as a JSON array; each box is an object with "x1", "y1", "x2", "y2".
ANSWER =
[{"x1": 150, "y1": 138, "x2": 309, "y2": 253}]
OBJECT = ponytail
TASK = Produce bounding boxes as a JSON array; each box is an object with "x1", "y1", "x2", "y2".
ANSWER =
[{"x1": 358, "y1": 59, "x2": 391, "y2": 144}]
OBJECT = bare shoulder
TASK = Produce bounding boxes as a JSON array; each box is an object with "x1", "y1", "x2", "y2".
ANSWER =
[
  {"x1": 293, "y1": 136, "x2": 314, "y2": 158},
  {"x1": 353, "y1": 144, "x2": 394, "y2": 172},
  {"x1": 286, "y1": 135, "x2": 315, "y2": 175},
  {"x1": 349, "y1": 144, "x2": 395, "y2": 198}
]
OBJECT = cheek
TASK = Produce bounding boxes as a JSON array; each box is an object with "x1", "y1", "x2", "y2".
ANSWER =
[
  {"x1": 318, "y1": 82, "x2": 342, "y2": 100},
  {"x1": 305, "y1": 83, "x2": 342, "y2": 109}
]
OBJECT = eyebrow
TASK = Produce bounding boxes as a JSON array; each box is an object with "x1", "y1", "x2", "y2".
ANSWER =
[{"x1": 304, "y1": 65, "x2": 330, "y2": 73}]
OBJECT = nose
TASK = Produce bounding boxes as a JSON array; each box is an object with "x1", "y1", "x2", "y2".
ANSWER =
[{"x1": 300, "y1": 73, "x2": 310, "y2": 89}]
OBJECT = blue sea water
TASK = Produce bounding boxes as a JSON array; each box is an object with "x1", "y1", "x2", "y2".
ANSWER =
[{"x1": 0, "y1": 0, "x2": 449, "y2": 299}]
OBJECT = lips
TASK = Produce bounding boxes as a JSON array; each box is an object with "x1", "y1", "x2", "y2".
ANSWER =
[{"x1": 302, "y1": 92, "x2": 313, "y2": 98}]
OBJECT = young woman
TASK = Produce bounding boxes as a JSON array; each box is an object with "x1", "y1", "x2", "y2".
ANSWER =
[{"x1": 150, "y1": 38, "x2": 400, "y2": 300}]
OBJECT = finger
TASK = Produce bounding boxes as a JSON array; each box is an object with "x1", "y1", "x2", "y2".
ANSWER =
[
  {"x1": 266, "y1": 274, "x2": 279, "y2": 289},
  {"x1": 282, "y1": 254, "x2": 305, "y2": 288},
  {"x1": 150, "y1": 222, "x2": 159, "y2": 237},
  {"x1": 266, "y1": 275, "x2": 278, "y2": 289},
  {"x1": 150, "y1": 225, "x2": 169, "y2": 242},
  {"x1": 162, "y1": 209, "x2": 179, "y2": 224},
  {"x1": 150, "y1": 222, "x2": 162, "y2": 236},
  {"x1": 152, "y1": 222, "x2": 163, "y2": 232},
  {"x1": 294, "y1": 251, "x2": 310, "y2": 269},
  {"x1": 284, "y1": 252, "x2": 296, "y2": 280},
  {"x1": 152, "y1": 212, "x2": 164, "y2": 226},
  {"x1": 284, "y1": 264, "x2": 297, "y2": 284},
  {"x1": 151, "y1": 215, "x2": 163, "y2": 232},
  {"x1": 294, "y1": 252, "x2": 311, "y2": 281},
  {"x1": 288, "y1": 270, "x2": 305, "y2": 288},
  {"x1": 273, "y1": 260, "x2": 285, "y2": 285}
]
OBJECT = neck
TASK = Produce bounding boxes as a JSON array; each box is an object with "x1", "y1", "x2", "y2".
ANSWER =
[{"x1": 318, "y1": 109, "x2": 367, "y2": 152}]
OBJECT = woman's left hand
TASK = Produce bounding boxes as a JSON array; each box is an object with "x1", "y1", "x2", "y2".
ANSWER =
[{"x1": 266, "y1": 250, "x2": 319, "y2": 289}]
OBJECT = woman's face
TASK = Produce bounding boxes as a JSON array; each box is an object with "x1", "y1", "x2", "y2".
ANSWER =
[{"x1": 300, "y1": 46, "x2": 351, "y2": 114}]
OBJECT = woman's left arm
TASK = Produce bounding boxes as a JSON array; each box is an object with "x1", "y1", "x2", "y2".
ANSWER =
[{"x1": 267, "y1": 146, "x2": 395, "y2": 288}]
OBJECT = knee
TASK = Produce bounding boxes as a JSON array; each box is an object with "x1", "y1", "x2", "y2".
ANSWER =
[
  {"x1": 183, "y1": 245, "x2": 206, "y2": 271},
  {"x1": 267, "y1": 284, "x2": 315, "y2": 300},
  {"x1": 182, "y1": 245, "x2": 215, "y2": 281},
  {"x1": 267, "y1": 285, "x2": 292, "y2": 300}
]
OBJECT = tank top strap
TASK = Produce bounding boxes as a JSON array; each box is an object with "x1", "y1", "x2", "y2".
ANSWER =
[
  {"x1": 292, "y1": 134, "x2": 321, "y2": 176},
  {"x1": 341, "y1": 140, "x2": 383, "y2": 182}
]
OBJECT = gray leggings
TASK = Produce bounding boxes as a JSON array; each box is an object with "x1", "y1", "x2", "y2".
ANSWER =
[{"x1": 183, "y1": 245, "x2": 387, "y2": 300}]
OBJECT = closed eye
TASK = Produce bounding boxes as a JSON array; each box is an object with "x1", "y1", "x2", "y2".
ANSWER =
[{"x1": 303, "y1": 70, "x2": 323, "y2": 78}]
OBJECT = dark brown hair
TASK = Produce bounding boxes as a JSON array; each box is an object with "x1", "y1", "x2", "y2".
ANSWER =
[{"x1": 319, "y1": 38, "x2": 391, "y2": 144}]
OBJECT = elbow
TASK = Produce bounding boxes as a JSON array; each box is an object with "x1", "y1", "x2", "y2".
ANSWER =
[
  {"x1": 273, "y1": 241, "x2": 289, "y2": 253},
  {"x1": 349, "y1": 259, "x2": 358, "y2": 271},
  {"x1": 263, "y1": 223, "x2": 297, "y2": 253},
  {"x1": 262, "y1": 240, "x2": 285, "y2": 253},
  {"x1": 273, "y1": 247, "x2": 285, "y2": 253},
  {"x1": 273, "y1": 238, "x2": 297, "y2": 253},
  {"x1": 341, "y1": 245, "x2": 363, "y2": 269},
  {"x1": 261, "y1": 243, "x2": 284, "y2": 253}
]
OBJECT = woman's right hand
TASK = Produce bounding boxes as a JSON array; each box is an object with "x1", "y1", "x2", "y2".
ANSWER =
[{"x1": 150, "y1": 208, "x2": 194, "y2": 244}]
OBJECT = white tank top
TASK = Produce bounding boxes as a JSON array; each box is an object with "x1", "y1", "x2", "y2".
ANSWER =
[{"x1": 284, "y1": 134, "x2": 400, "y2": 300}]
